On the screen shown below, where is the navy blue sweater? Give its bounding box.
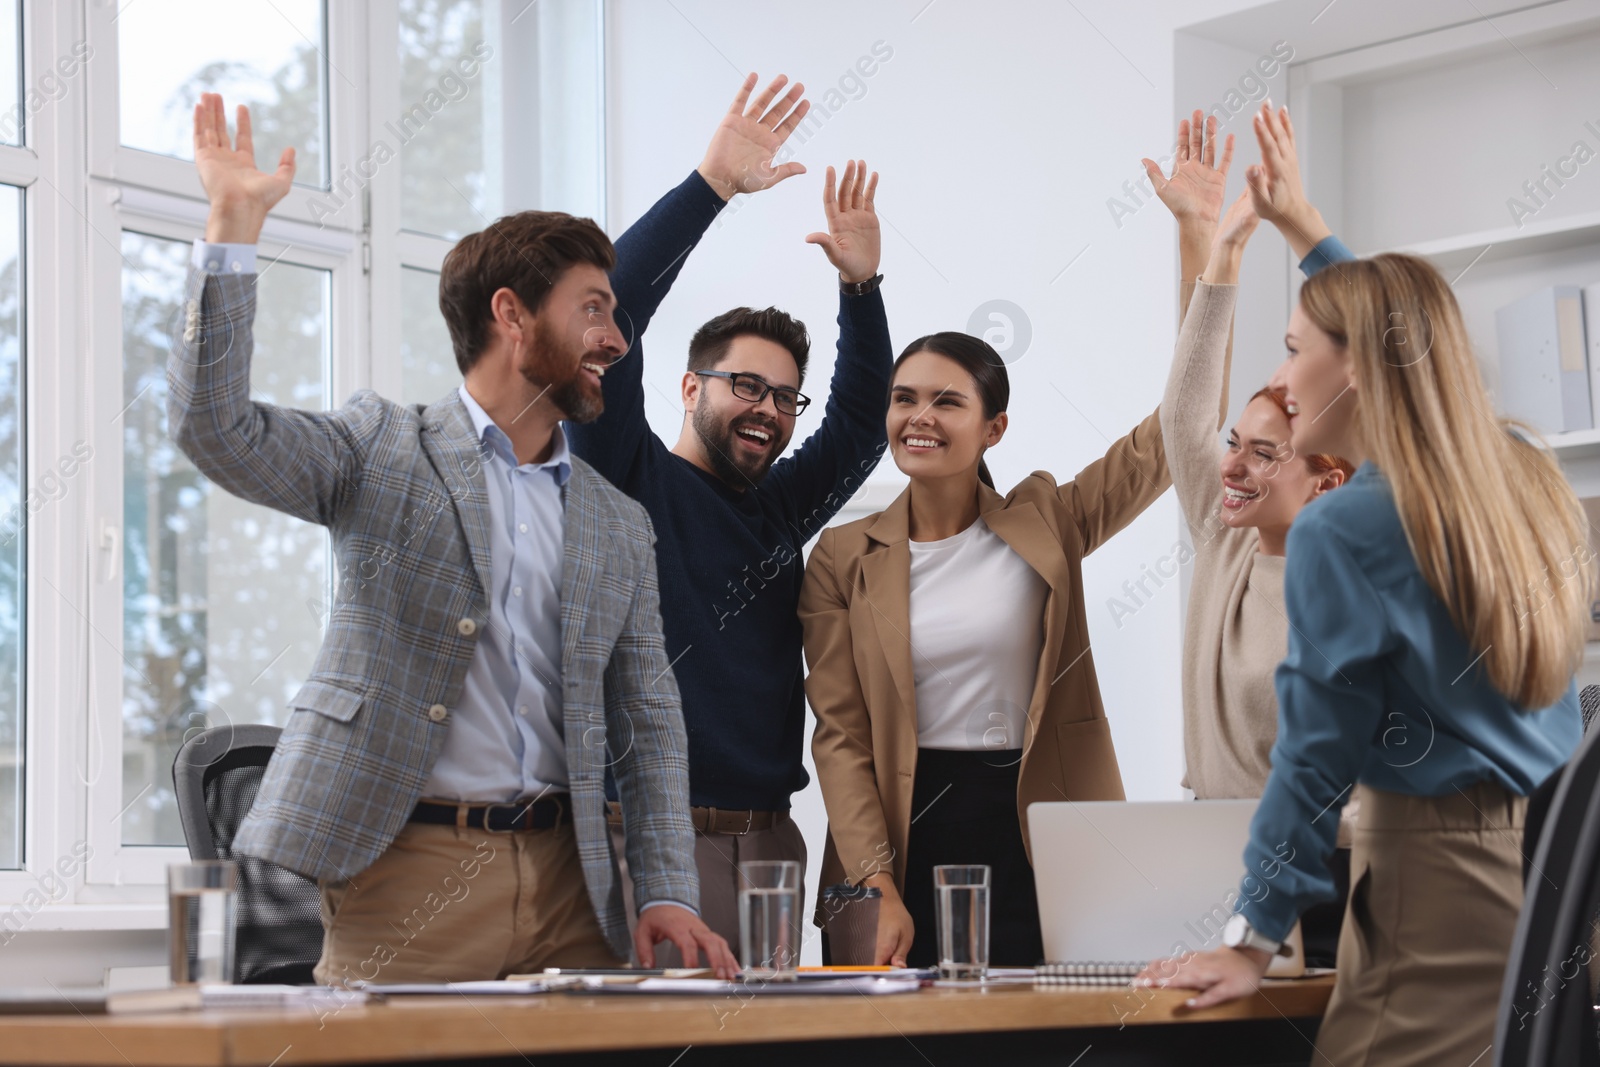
[568,171,894,810]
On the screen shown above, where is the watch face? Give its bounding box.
[1222,912,1247,947]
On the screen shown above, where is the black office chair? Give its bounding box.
[1497,692,1600,1066]
[172,724,324,985]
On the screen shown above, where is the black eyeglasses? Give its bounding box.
[694,370,811,416]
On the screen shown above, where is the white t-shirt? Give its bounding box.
[907,519,1048,751]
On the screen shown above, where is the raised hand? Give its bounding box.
[805,161,880,284]
[193,92,296,243]
[1245,101,1331,260]
[697,73,810,202]
[1203,189,1260,286]
[1142,110,1234,227]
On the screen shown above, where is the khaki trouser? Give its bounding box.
[609,815,806,968]
[1315,782,1527,1066]
[313,818,622,986]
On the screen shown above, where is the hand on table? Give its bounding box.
[806,160,881,284]
[1134,945,1271,1010]
[633,904,739,980]
[864,873,914,968]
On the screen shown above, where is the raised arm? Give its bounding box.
[1161,193,1259,533]
[170,94,377,527]
[1245,100,1354,275]
[765,161,892,535]
[576,74,812,483]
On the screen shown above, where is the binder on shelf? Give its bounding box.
[1586,282,1600,428]
[1496,286,1590,435]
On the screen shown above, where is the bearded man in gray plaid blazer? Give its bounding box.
[171,94,736,984]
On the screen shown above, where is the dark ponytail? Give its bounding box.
[890,331,1009,489]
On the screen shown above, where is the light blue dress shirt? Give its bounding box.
[1238,462,1579,940]
[422,385,572,801]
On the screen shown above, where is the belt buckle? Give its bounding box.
[732,809,754,836]
[483,801,529,833]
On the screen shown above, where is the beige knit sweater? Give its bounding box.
[1162,279,1355,844]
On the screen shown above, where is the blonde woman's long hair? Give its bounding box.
[1298,255,1594,710]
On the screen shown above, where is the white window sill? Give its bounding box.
[7,904,167,932]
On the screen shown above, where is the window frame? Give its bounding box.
[2,0,606,930]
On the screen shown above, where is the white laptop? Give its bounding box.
[1028,799,1304,977]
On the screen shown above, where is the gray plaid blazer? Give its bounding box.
[168,269,698,957]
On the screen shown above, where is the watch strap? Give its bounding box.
[839,273,883,297]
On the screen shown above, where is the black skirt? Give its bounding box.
[902,747,1044,968]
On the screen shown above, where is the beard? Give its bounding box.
[518,316,605,424]
[691,403,786,488]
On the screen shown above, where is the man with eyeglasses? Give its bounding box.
[567,73,891,959]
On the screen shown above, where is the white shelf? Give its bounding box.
[1548,429,1600,462]
[1373,210,1600,279]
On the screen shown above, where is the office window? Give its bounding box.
[0,0,16,147]
[118,232,331,846]
[0,185,21,868]
[398,0,491,238]
[400,267,457,407]
[117,0,329,188]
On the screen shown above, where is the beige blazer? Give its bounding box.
[799,410,1170,914]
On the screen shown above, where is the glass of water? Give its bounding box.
[738,859,801,979]
[934,864,990,980]
[168,860,238,986]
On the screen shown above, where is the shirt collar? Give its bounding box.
[457,385,572,486]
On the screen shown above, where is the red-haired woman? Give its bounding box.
[1147,107,1356,964]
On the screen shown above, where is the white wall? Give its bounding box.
[604,0,1275,962]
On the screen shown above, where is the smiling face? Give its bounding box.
[887,350,1005,481]
[515,262,625,424]
[683,334,800,488]
[1278,303,1359,459]
[1219,395,1335,534]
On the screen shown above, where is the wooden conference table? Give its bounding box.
[0,976,1332,1067]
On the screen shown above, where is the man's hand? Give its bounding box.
[806,161,880,285]
[1133,945,1271,1010]
[1142,110,1234,227]
[193,93,296,244]
[697,73,810,202]
[634,904,739,979]
[1245,101,1331,260]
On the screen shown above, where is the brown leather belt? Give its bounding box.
[604,801,786,835]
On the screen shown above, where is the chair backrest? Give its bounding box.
[1497,717,1600,1066]
[1581,685,1600,737]
[172,725,323,985]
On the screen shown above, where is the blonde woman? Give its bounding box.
[1142,104,1591,1066]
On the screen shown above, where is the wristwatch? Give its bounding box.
[839,273,883,297]
[1222,913,1293,957]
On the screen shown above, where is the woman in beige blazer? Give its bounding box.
[799,271,1234,965]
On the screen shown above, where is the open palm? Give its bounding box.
[193,93,296,242]
[1142,109,1234,226]
[806,161,880,284]
[697,73,810,200]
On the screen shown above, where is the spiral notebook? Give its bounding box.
[1035,962,1144,987]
